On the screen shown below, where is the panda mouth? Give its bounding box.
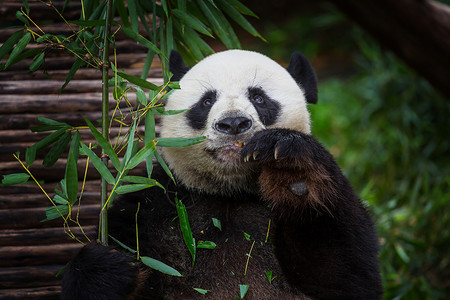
[205,141,245,166]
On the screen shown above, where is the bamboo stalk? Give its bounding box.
[99,0,114,246]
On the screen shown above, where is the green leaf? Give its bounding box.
[60,58,85,92]
[26,127,68,165]
[1,173,30,186]
[121,27,165,58]
[172,9,213,37]
[69,20,107,27]
[135,86,147,105]
[144,110,156,176]
[225,0,258,18]
[84,117,121,171]
[42,205,69,222]
[29,52,45,72]
[175,194,196,263]
[43,132,72,167]
[155,151,175,182]
[116,183,154,194]
[117,71,158,90]
[110,235,137,253]
[116,0,130,28]
[126,141,156,170]
[156,136,205,147]
[5,32,31,69]
[122,120,137,168]
[65,152,78,205]
[141,256,182,276]
[0,30,23,61]
[197,241,217,249]
[216,0,265,41]
[243,232,251,241]
[212,218,222,231]
[53,194,68,205]
[122,176,157,185]
[193,288,209,295]
[239,284,249,298]
[15,11,29,24]
[80,143,115,185]
[30,117,70,132]
[153,107,188,115]
[23,0,30,14]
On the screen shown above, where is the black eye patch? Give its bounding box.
[247,87,280,126]
[186,90,218,130]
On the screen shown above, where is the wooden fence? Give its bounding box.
[0,1,161,298]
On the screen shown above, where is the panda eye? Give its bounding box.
[253,94,265,104]
[203,98,212,106]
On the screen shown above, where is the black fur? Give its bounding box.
[286,52,318,104]
[169,50,190,82]
[186,90,217,130]
[247,87,281,126]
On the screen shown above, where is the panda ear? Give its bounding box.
[286,52,318,104]
[169,50,190,82]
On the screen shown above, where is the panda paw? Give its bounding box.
[242,128,314,164]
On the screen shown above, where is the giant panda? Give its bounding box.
[61,50,383,299]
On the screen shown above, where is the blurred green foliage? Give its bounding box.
[247,3,450,299]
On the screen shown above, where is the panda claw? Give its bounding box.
[274,147,280,160]
[253,151,259,160]
[244,153,252,162]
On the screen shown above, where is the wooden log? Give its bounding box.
[0,244,83,267]
[0,1,81,22]
[0,180,101,195]
[0,286,61,300]
[0,226,96,247]
[0,204,99,230]
[0,191,99,209]
[0,265,63,289]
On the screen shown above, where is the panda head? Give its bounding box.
[160,50,317,194]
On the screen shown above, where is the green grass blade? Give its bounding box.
[80,143,115,185]
[141,256,182,277]
[84,117,121,171]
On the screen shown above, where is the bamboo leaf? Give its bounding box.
[155,151,175,182]
[127,0,139,32]
[166,17,174,54]
[26,127,67,165]
[116,183,154,194]
[60,58,86,92]
[193,288,209,295]
[43,132,72,167]
[118,71,158,90]
[69,20,107,27]
[110,235,137,253]
[122,176,157,185]
[23,0,30,14]
[175,195,196,263]
[122,120,137,168]
[1,173,30,186]
[80,143,115,185]
[156,136,205,147]
[0,30,23,61]
[212,218,222,231]
[144,110,155,176]
[125,141,156,170]
[174,25,203,60]
[29,52,45,72]
[53,194,68,205]
[135,86,147,105]
[65,152,78,204]
[30,117,70,132]
[239,284,249,299]
[5,32,32,69]
[84,117,121,171]
[216,0,265,41]
[141,256,182,277]
[121,27,165,58]
[116,0,130,28]
[172,9,213,37]
[153,107,187,115]
[197,241,216,249]
[225,0,258,18]
[42,205,69,222]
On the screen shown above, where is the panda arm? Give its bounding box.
[242,128,383,299]
[61,191,163,299]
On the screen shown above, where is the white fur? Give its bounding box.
[160,50,311,194]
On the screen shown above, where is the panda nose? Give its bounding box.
[215,117,252,135]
